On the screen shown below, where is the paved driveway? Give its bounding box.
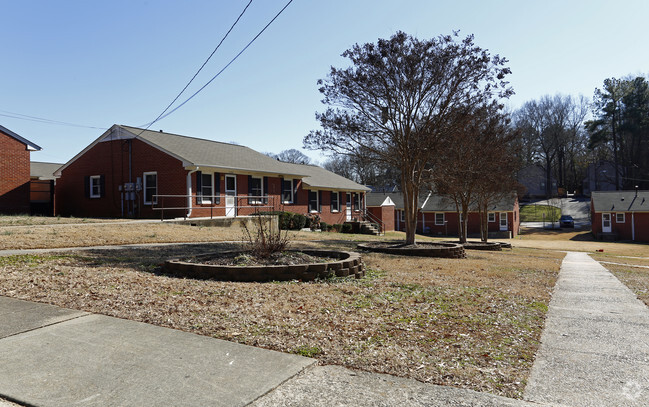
[521,197,591,229]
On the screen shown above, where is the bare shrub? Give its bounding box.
[241,215,290,259]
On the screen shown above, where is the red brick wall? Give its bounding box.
[0,132,31,213]
[393,209,518,238]
[367,205,395,232]
[592,210,649,242]
[56,138,187,218]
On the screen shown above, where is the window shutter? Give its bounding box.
[318,190,323,213]
[84,176,90,198]
[263,176,269,204]
[196,171,203,205]
[99,175,105,198]
[214,172,220,204]
[248,175,253,205]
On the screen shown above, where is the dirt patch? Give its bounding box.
[0,242,562,399]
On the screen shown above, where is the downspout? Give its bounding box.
[186,167,199,218]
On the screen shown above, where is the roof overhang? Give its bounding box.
[0,124,42,151]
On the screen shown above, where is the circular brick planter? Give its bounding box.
[357,242,465,258]
[164,249,364,282]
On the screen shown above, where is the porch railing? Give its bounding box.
[152,194,279,220]
[362,209,385,235]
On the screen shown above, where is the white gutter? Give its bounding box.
[186,167,199,217]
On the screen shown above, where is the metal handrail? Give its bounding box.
[362,209,385,235]
[151,194,278,220]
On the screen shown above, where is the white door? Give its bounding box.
[225,175,236,218]
[346,193,352,221]
[602,213,612,233]
[499,212,508,231]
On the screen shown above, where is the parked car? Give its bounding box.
[559,215,575,228]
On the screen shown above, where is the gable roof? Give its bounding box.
[368,191,517,212]
[56,125,307,178]
[54,125,368,191]
[30,161,63,180]
[591,190,649,212]
[0,125,42,151]
[366,192,428,210]
[280,162,369,192]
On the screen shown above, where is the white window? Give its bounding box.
[308,190,319,213]
[89,175,101,198]
[353,193,361,211]
[435,213,445,225]
[200,173,213,204]
[282,179,294,203]
[143,172,157,205]
[616,213,625,223]
[400,210,405,222]
[488,212,496,222]
[331,191,340,212]
[249,177,262,204]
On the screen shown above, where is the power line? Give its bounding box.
[0,110,106,130]
[140,0,294,127]
[139,0,254,131]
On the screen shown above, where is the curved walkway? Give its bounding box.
[524,251,649,406]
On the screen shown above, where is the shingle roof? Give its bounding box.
[30,162,63,180]
[120,126,307,177]
[366,192,427,210]
[0,125,42,151]
[280,162,369,192]
[591,190,649,212]
[368,191,517,212]
[56,125,368,191]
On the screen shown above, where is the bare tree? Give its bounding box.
[273,149,312,165]
[432,103,517,243]
[304,31,512,244]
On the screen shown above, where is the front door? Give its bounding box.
[602,213,612,233]
[346,193,352,221]
[499,212,508,231]
[225,175,236,218]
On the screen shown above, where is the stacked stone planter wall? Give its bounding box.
[164,250,364,282]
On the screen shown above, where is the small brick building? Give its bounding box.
[0,125,42,214]
[367,191,520,238]
[55,125,369,223]
[591,190,649,242]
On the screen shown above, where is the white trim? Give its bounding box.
[435,212,445,225]
[249,176,263,204]
[331,191,340,212]
[200,172,214,204]
[89,175,101,198]
[309,190,320,213]
[488,212,496,222]
[616,213,625,223]
[143,171,157,205]
[353,192,361,212]
[225,174,237,217]
[282,178,294,204]
[602,213,612,233]
[499,212,508,231]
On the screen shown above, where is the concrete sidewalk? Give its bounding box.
[0,296,545,406]
[524,251,649,406]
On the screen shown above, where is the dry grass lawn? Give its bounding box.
[0,227,562,399]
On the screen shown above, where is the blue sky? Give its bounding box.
[3,0,649,164]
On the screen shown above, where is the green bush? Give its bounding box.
[320,221,329,231]
[341,223,353,233]
[333,224,343,232]
[278,212,293,230]
[292,214,307,230]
